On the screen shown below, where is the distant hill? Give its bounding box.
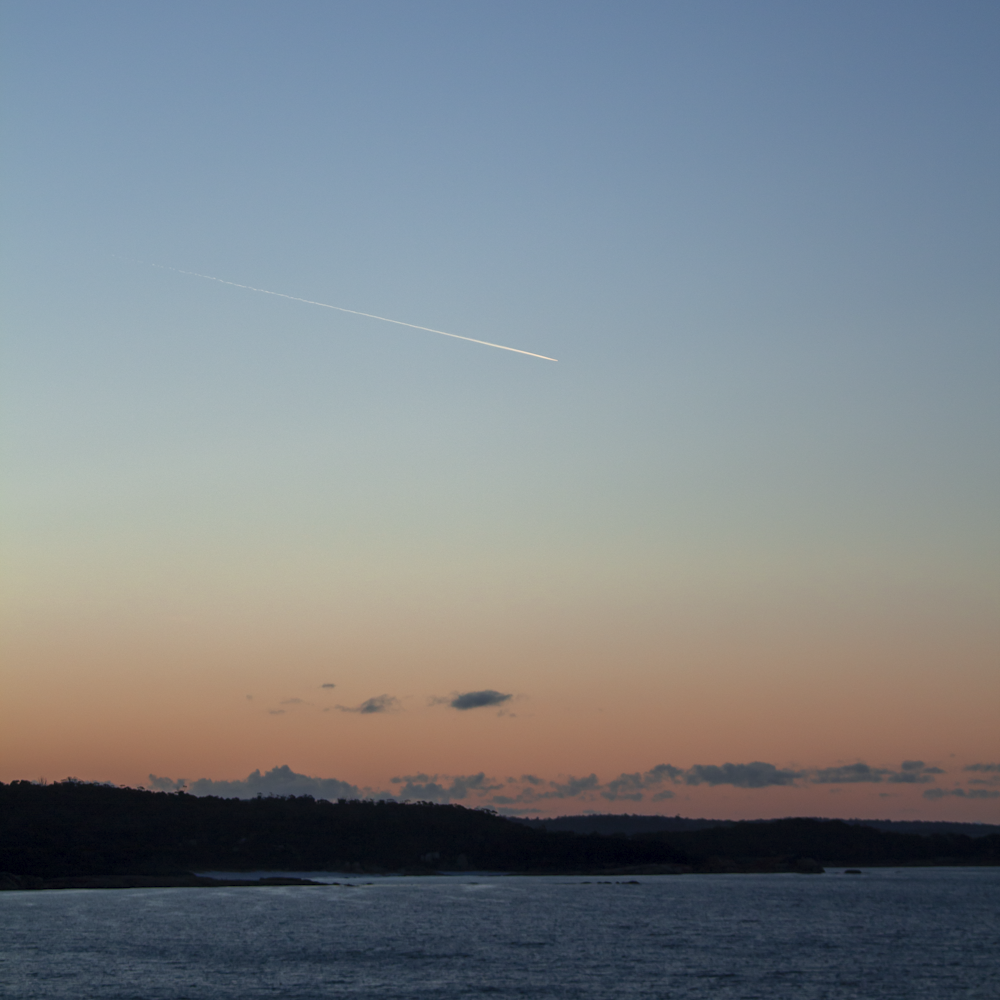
[0,781,689,879]
[515,815,735,836]
[1,782,997,884]
[515,814,1000,839]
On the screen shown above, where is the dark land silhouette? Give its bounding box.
[1,780,997,889]
[516,814,1000,838]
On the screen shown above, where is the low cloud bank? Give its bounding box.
[924,787,1000,800]
[685,762,801,788]
[390,772,503,803]
[149,765,378,801]
[812,761,943,785]
[143,756,988,810]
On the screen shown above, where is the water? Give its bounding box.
[1,868,997,998]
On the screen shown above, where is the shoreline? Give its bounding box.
[4,861,999,891]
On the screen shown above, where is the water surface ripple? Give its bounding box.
[1,868,997,998]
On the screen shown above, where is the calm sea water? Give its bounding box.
[1,868,997,999]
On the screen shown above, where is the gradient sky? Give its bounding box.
[2,1,998,821]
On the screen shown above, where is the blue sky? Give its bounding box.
[2,1,997,818]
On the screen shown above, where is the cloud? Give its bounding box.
[280,698,305,705]
[924,788,1000,800]
[600,773,645,802]
[146,755,958,815]
[886,761,943,784]
[390,772,503,803]
[148,765,380,801]
[547,774,601,798]
[646,764,685,783]
[336,694,400,714]
[148,774,186,792]
[964,763,1000,772]
[812,761,942,785]
[449,690,512,711]
[473,761,801,809]
[601,765,684,801]
[321,683,336,689]
[268,709,285,715]
[685,762,803,788]
[812,763,888,784]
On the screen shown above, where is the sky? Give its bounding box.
[1,1,997,821]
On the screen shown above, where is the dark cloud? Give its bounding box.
[336,694,400,714]
[887,761,943,784]
[685,762,802,788]
[321,683,336,689]
[964,763,1000,772]
[479,761,803,808]
[547,774,601,798]
[601,765,684,801]
[924,788,1000,800]
[148,774,186,792]
[390,772,502,803]
[150,765,378,801]
[449,690,512,711]
[812,763,888,784]
[647,764,684,783]
[600,773,644,802]
[812,761,942,785]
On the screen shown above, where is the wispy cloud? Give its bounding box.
[924,787,1000,800]
[321,683,336,689]
[335,694,400,714]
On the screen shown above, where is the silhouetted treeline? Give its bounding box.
[518,813,1000,839]
[0,781,687,878]
[1,782,997,880]
[517,815,736,836]
[633,817,1000,867]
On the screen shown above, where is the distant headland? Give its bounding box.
[1,781,997,889]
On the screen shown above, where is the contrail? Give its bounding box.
[143,262,557,361]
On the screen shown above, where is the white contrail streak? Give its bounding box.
[145,262,557,361]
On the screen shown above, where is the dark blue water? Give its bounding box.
[1,868,997,998]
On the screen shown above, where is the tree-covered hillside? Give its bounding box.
[2,781,997,882]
